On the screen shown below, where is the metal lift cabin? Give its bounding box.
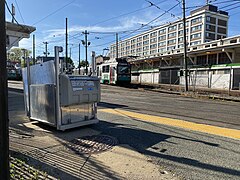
[22,46,100,130]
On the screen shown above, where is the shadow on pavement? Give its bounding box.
[91,120,240,177]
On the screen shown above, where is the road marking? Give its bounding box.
[99,108,240,140]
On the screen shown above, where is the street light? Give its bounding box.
[102,48,109,56]
[81,39,91,75]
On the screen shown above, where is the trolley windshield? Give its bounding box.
[117,65,130,74]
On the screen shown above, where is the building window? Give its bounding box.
[159,29,166,34]
[143,40,149,45]
[206,32,215,40]
[206,24,216,32]
[158,48,165,53]
[191,25,202,32]
[143,52,149,56]
[168,39,176,45]
[178,44,184,48]
[178,37,183,43]
[137,37,142,42]
[168,25,177,31]
[158,41,166,46]
[190,41,201,46]
[150,50,157,54]
[150,44,157,49]
[137,48,141,52]
[178,23,183,29]
[190,33,201,40]
[143,46,149,50]
[217,27,226,34]
[137,42,142,47]
[218,19,227,26]
[191,16,202,24]
[167,46,175,51]
[150,31,157,37]
[158,35,166,41]
[217,35,226,39]
[206,16,216,24]
[168,32,176,38]
[131,39,136,44]
[143,34,149,40]
[150,38,157,43]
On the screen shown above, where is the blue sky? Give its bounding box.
[5,0,240,66]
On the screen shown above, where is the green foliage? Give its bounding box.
[65,57,75,68]
[7,48,31,62]
[79,60,89,68]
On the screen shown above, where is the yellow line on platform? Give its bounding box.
[99,108,240,140]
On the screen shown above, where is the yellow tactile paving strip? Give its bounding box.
[99,108,240,140]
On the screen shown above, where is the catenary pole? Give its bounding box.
[33,34,35,64]
[116,33,118,59]
[65,18,68,71]
[79,43,81,75]
[182,0,188,91]
[43,41,48,57]
[0,0,10,179]
[83,30,89,75]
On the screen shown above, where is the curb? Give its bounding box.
[146,88,240,102]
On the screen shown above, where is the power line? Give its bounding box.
[120,2,180,40]
[224,4,240,10]
[14,0,25,24]
[145,0,181,19]
[68,0,168,42]
[91,2,180,48]
[32,0,76,25]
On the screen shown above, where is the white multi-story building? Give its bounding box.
[109,5,229,59]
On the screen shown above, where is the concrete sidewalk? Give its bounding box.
[10,122,176,179]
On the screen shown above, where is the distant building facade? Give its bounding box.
[109,5,228,59]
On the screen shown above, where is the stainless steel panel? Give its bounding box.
[61,103,95,125]
[22,61,56,114]
[30,84,56,126]
[60,75,101,106]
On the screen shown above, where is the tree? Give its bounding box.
[65,57,75,68]
[79,60,89,68]
[7,48,31,67]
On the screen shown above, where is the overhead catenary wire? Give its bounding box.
[67,0,169,42]
[120,2,180,40]
[90,2,180,48]
[14,0,25,24]
[224,4,240,10]
[32,0,76,25]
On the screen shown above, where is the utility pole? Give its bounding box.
[11,3,15,23]
[65,18,68,71]
[43,41,48,57]
[182,0,188,91]
[116,33,119,60]
[0,0,10,179]
[33,35,35,64]
[79,43,81,75]
[82,30,89,75]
